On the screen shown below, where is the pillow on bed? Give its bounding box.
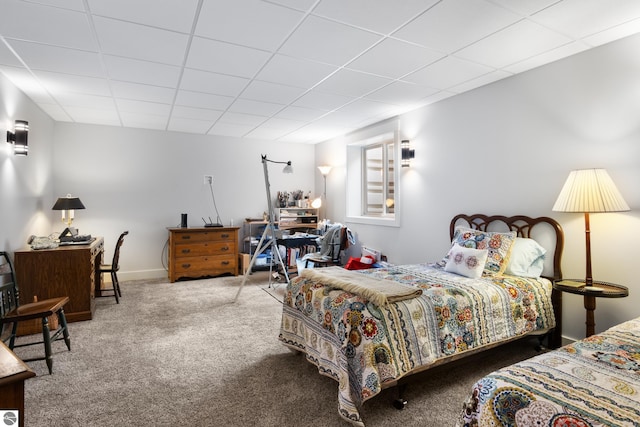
[444,244,488,279]
[445,227,516,275]
[504,237,546,277]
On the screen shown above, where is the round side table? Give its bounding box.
[553,279,628,337]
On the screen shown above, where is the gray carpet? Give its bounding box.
[17,272,542,426]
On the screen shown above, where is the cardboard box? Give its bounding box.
[239,253,250,275]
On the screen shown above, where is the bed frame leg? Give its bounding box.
[392,383,408,410]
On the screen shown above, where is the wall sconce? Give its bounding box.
[6,120,29,156]
[401,140,414,167]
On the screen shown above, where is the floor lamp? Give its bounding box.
[552,168,630,288]
[318,165,332,220]
[235,155,293,302]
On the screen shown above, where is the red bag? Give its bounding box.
[344,255,376,270]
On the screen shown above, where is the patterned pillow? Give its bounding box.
[445,227,516,275]
[444,244,488,279]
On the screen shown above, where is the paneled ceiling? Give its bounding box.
[1,0,640,144]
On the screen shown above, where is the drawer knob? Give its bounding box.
[181,263,191,269]
[222,261,229,265]
[181,249,191,254]
[181,235,191,240]
[221,246,229,251]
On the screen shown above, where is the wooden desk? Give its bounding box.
[0,341,35,427]
[14,238,104,334]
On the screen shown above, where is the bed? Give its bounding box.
[459,317,640,426]
[278,214,564,426]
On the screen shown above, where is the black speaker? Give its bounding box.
[181,213,188,228]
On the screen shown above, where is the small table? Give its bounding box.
[553,279,628,337]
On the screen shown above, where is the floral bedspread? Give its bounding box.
[278,263,555,426]
[459,317,640,427]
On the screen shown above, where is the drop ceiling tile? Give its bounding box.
[455,20,574,69]
[393,0,521,53]
[7,41,104,77]
[104,55,181,87]
[292,90,353,111]
[171,106,223,121]
[116,99,171,115]
[583,17,640,47]
[195,0,304,51]
[346,38,445,79]
[30,0,85,12]
[35,71,110,97]
[87,0,200,33]
[64,105,121,126]
[279,15,382,66]
[54,92,115,109]
[532,0,640,39]
[93,17,189,65]
[265,0,317,12]
[110,81,176,104]
[365,81,439,104]
[313,68,393,98]
[119,112,169,130]
[241,80,306,104]
[260,116,306,132]
[37,103,73,121]
[228,98,284,116]
[0,43,23,67]
[334,98,400,124]
[404,56,493,90]
[245,126,290,141]
[167,117,215,134]
[180,68,249,97]
[256,54,338,88]
[0,0,97,50]
[312,0,437,34]
[186,37,271,78]
[488,0,560,16]
[208,122,254,138]
[504,41,589,74]
[449,69,513,94]
[219,112,266,127]
[0,67,56,103]
[175,90,234,111]
[275,105,327,122]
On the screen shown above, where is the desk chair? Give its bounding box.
[304,226,348,268]
[0,251,71,375]
[99,231,128,304]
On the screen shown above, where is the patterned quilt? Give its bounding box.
[459,317,640,427]
[278,263,555,426]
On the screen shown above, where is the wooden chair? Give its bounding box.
[0,251,71,375]
[305,226,348,268]
[99,231,128,304]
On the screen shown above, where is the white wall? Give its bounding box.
[317,34,640,342]
[0,73,55,253]
[51,123,316,279]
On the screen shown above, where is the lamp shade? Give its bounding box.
[52,195,86,211]
[552,169,629,213]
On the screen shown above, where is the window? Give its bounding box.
[346,119,400,227]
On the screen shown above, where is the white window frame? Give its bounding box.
[345,119,401,227]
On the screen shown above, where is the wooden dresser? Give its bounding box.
[168,227,239,282]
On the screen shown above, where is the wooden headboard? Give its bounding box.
[449,214,564,282]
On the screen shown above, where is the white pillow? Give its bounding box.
[444,244,489,279]
[504,237,546,278]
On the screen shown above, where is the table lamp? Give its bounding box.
[552,169,629,287]
[52,194,85,236]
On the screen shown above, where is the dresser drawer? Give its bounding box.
[173,230,235,243]
[174,254,236,273]
[174,241,236,257]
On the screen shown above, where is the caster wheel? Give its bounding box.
[393,399,407,410]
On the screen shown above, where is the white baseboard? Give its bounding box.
[101,269,167,283]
